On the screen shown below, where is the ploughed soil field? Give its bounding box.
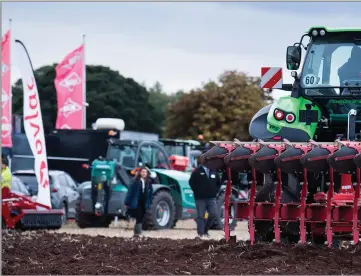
[3,230,361,275]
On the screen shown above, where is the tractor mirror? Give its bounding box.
[286,46,301,70]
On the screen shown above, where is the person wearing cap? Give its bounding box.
[189,144,222,239]
[2,155,12,197]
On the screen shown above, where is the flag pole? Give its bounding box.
[8,18,13,169]
[82,34,86,129]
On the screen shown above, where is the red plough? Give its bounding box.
[200,139,361,247]
[2,187,63,230]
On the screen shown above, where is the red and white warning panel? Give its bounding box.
[261,67,283,89]
[238,190,249,201]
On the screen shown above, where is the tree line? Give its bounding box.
[11,64,272,141]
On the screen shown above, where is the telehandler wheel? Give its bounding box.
[75,196,112,228]
[75,194,93,228]
[254,173,300,244]
[143,190,176,230]
[91,217,112,228]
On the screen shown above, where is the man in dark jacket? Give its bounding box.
[189,158,222,238]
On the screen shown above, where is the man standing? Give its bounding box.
[189,153,222,238]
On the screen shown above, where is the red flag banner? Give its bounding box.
[54,45,85,129]
[2,30,12,147]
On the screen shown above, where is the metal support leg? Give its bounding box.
[274,168,282,243]
[300,168,308,244]
[249,168,257,245]
[326,167,334,248]
[224,168,232,242]
[353,168,360,245]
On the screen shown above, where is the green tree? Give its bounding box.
[164,71,273,141]
[12,65,159,133]
[148,82,184,136]
[164,88,205,139]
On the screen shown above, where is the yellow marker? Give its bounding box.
[97,183,102,190]
[204,212,209,219]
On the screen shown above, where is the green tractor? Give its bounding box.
[75,119,199,229]
[75,137,199,229]
[201,27,361,245]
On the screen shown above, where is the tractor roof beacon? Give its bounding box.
[200,27,361,247]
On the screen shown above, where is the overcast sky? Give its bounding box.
[2,2,361,98]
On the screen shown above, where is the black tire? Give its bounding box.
[210,193,237,231]
[254,173,300,243]
[172,219,178,228]
[92,217,112,228]
[75,193,94,228]
[75,193,112,228]
[143,190,176,230]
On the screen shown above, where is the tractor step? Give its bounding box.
[21,209,63,230]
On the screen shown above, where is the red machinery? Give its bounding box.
[201,139,361,248]
[169,155,189,172]
[2,187,63,230]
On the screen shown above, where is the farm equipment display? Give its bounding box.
[2,187,63,230]
[200,26,361,247]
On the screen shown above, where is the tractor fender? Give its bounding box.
[152,184,171,194]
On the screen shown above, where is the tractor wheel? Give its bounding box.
[91,217,112,228]
[75,194,93,228]
[172,219,178,229]
[254,173,301,243]
[143,190,176,230]
[210,193,237,231]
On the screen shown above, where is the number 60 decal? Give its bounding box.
[303,74,316,86]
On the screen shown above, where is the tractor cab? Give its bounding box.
[287,27,361,141]
[252,27,361,143]
[106,139,171,174]
[287,27,361,97]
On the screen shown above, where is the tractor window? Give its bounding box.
[301,41,361,95]
[139,145,170,170]
[107,145,137,169]
[153,147,170,170]
[164,145,184,156]
[139,145,153,167]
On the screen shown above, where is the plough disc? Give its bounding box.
[224,144,254,173]
[248,145,279,174]
[328,143,359,174]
